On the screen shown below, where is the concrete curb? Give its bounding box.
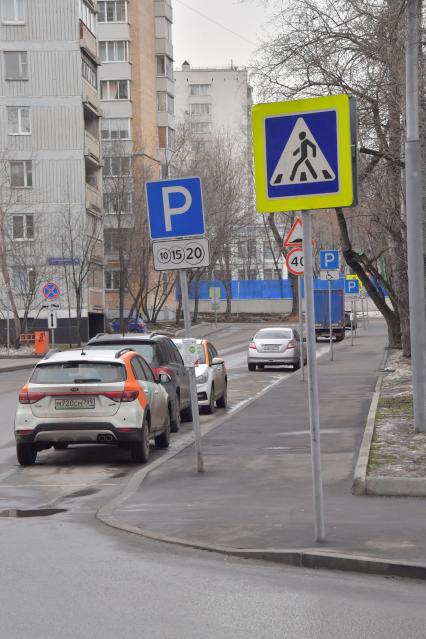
[351,349,388,496]
[0,363,36,374]
[365,476,426,496]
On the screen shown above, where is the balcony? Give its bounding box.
[84,130,100,163]
[80,21,98,62]
[154,0,173,21]
[86,183,102,212]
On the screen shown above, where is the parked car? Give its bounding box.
[85,333,191,432]
[173,338,227,414]
[15,348,172,466]
[247,327,306,371]
[110,317,145,333]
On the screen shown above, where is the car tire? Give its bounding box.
[130,415,150,464]
[155,407,171,449]
[53,443,68,450]
[16,443,37,466]
[216,382,227,408]
[181,403,193,422]
[248,363,256,371]
[292,361,300,371]
[170,394,181,433]
[205,385,215,414]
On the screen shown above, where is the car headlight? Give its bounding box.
[196,372,209,385]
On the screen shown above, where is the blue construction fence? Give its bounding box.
[178,278,388,300]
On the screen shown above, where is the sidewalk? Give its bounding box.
[105,321,426,576]
[0,358,37,373]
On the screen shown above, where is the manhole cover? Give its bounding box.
[0,508,67,518]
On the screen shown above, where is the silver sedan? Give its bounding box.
[247,327,306,371]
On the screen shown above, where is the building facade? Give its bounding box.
[0,0,104,341]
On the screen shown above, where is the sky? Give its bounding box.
[172,0,273,69]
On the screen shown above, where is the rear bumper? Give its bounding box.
[15,422,142,446]
[247,355,298,365]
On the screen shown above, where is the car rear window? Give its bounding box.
[30,362,126,384]
[87,342,157,365]
[255,329,292,340]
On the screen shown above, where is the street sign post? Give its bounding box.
[286,247,304,276]
[42,282,60,347]
[284,218,303,247]
[146,177,208,473]
[298,277,305,381]
[319,270,340,281]
[252,94,357,213]
[320,250,340,361]
[319,250,340,271]
[42,281,60,301]
[344,278,360,297]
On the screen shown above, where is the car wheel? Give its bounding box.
[248,363,256,371]
[216,382,227,408]
[292,361,300,371]
[130,414,150,464]
[53,443,68,450]
[205,385,215,414]
[181,403,193,422]
[171,394,181,433]
[16,444,37,466]
[155,406,171,449]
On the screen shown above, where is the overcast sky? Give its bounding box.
[172,0,272,69]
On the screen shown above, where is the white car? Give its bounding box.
[173,338,227,413]
[247,327,306,371]
[15,348,172,466]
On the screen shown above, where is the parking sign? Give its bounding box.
[146,177,205,240]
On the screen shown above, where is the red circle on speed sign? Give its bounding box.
[286,247,304,276]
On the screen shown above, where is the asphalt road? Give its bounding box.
[1,323,424,638]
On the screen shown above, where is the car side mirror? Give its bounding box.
[158,372,171,384]
[211,357,224,366]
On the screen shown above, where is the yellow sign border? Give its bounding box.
[252,95,354,213]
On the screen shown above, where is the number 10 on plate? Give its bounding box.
[152,237,210,271]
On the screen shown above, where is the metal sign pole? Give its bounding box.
[6,307,10,357]
[361,295,366,329]
[351,300,354,346]
[298,276,304,381]
[301,210,326,542]
[328,280,334,361]
[179,269,204,473]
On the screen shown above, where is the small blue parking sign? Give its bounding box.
[320,250,340,270]
[345,279,360,295]
[146,177,205,240]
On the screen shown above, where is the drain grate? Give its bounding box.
[0,508,67,518]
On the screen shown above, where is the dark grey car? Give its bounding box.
[85,333,191,431]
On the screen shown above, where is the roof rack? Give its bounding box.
[115,347,135,358]
[43,349,62,360]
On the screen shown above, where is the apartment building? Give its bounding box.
[0,0,104,341]
[173,62,278,281]
[98,0,175,320]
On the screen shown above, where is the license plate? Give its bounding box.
[263,344,280,351]
[55,398,95,410]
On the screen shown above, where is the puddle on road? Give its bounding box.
[0,508,67,518]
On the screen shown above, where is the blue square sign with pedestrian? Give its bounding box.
[146,177,205,240]
[265,110,339,199]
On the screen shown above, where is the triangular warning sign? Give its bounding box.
[283,218,303,247]
[270,117,336,186]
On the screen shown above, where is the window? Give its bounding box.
[104,228,128,253]
[99,40,128,62]
[105,270,121,290]
[157,92,174,114]
[4,51,28,79]
[155,17,172,41]
[2,0,25,23]
[13,214,34,240]
[103,191,132,213]
[10,160,32,187]
[7,107,30,135]
[263,240,274,260]
[190,84,210,97]
[98,1,127,22]
[100,79,130,101]
[104,156,131,177]
[12,265,36,292]
[190,103,210,116]
[131,357,146,381]
[263,268,280,280]
[101,118,131,140]
[79,0,96,33]
[158,126,175,150]
[82,53,97,88]
[31,362,126,384]
[190,121,211,135]
[156,55,173,80]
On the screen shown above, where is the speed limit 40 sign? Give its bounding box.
[153,237,210,271]
[286,246,304,275]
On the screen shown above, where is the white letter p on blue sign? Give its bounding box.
[146,177,205,240]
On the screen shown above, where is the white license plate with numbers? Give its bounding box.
[55,398,95,410]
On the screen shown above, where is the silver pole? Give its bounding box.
[179,270,204,472]
[361,295,366,329]
[328,280,334,361]
[301,210,326,542]
[298,276,304,380]
[351,300,354,347]
[6,307,10,357]
[406,0,426,432]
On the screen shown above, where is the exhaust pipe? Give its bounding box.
[97,434,106,442]
[104,434,113,442]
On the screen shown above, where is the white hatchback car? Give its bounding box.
[15,348,172,466]
[173,338,227,413]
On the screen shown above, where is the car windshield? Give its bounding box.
[255,329,292,340]
[175,342,206,364]
[86,342,156,365]
[30,362,126,384]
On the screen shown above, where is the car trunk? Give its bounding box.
[27,382,125,419]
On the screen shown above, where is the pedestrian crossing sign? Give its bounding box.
[252,94,357,213]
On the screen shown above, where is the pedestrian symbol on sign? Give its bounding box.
[270,118,336,186]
